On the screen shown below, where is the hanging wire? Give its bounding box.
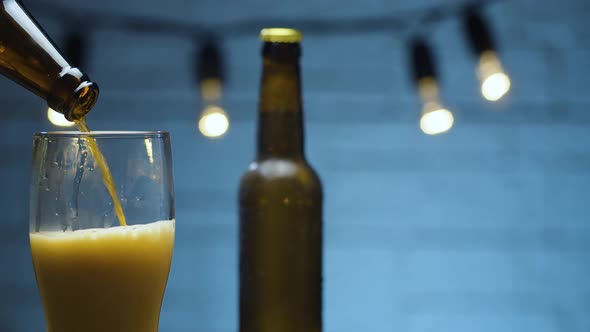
[27,0,506,134]
[29,0,502,39]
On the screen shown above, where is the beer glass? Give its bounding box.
[29,131,175,332]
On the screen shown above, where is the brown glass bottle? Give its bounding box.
[239,28,323,332]
[0,0,98,120]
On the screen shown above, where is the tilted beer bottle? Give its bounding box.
[0,0,98,120]
[239,28,323,332]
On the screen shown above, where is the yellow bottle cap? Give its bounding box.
[260,28,303,43]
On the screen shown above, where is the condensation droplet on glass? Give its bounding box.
[103,212,113,228]
[68,207,79,231]
[39,177,50,191]
[72,140,87,223]
[68,207,78,218]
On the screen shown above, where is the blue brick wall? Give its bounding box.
[0,0,589,331]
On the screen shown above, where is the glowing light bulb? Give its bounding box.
[420,103,454,135]
[478,51,511,102]
[199,105,229,138]
[47,108,74,127]
[481,72,511,101]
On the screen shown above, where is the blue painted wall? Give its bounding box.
[0,0,589,331]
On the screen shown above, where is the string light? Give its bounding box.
[478,51,511,101]
[196,38,229,138]
[31,1,506,134]
[32,0,500,40]
[463,6,511,102]
[410,39,455,135]
[418,80,454,135]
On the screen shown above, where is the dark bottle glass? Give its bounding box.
[239,28,323,332]
[0,0,98,120]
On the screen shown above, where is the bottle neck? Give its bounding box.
[0,0,98,120]
[257,42,304,159]
[47,69,99,121]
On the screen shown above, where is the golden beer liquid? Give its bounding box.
[30,219,175,332]
[75,118,127,226]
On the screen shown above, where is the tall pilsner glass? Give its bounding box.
[29,131,175,332]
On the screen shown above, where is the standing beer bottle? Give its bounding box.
[0,0,98,120]
[239,28,323,332]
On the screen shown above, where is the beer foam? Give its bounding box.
[30,219,175,240]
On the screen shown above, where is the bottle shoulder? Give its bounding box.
[239,158,322,196]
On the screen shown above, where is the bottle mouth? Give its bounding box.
[260,28,303,43]
[65,81,99,121]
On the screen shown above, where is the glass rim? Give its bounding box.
[34,131,169,139]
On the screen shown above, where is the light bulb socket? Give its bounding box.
[196,37,225,84]
[409,37,438,85]
[462,6,496,56]
[64,31,86,68]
